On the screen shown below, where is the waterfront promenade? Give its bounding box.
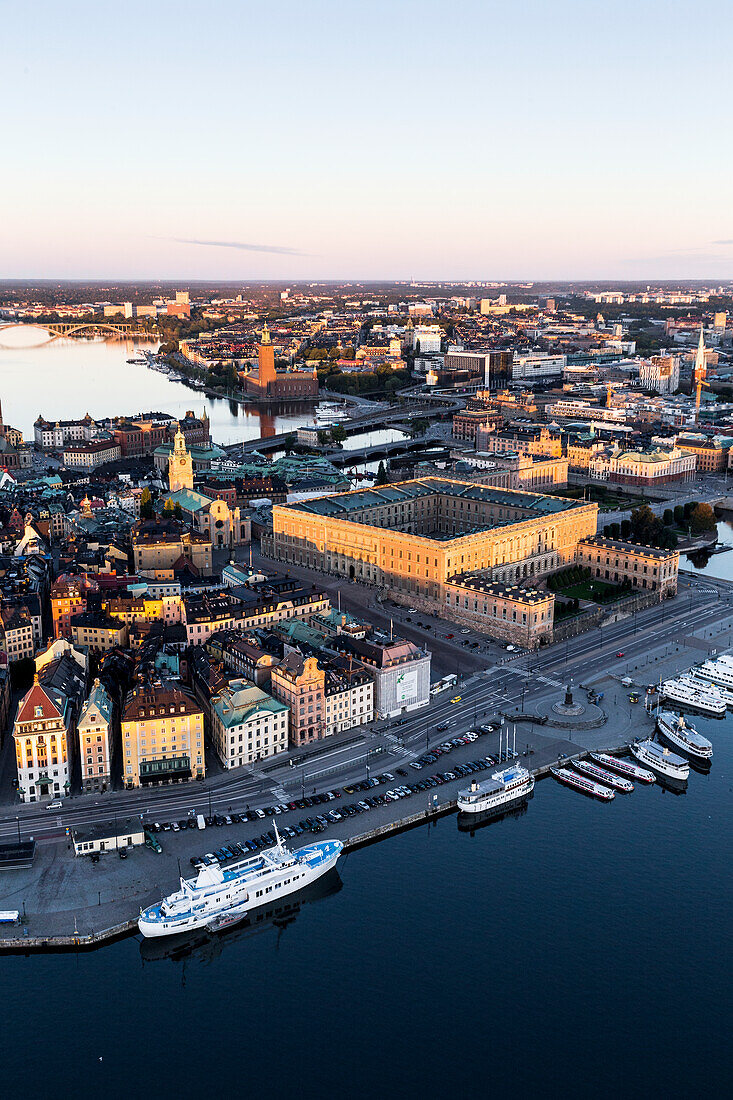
[1,602,729,949]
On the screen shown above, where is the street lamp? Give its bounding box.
[16,816,20,844]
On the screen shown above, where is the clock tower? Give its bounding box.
[169,428,193,492]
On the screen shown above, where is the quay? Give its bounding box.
[1,586,731,953]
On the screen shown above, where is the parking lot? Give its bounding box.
[147,727,518,873]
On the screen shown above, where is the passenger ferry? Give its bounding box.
[138,825,343,939]
[693,659,733,691]
[656,710,713,762]
[589,752,655,783]
[630,739,689,782]
[572,758,634,792]
[456,763,535,814]
[660,677,726,717]
[686,672,733,708]
[549,766,615,800]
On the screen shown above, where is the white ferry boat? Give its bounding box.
[660,677,726,717]
[686,672,733,708]
[550,766,615,801]
[692,659,733,691]
[456,763,534,814]
[589,753,655,784]
[138,826,343,939]
[572,758,634,792]
[656,710,713,762]
[630,739,689,782]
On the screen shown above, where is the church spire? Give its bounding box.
[694,324,707,380]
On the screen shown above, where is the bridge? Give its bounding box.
[0,321,150,344]
[330,439,452,467]
[222,395,465,457]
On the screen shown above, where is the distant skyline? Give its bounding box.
[4,0,732,281]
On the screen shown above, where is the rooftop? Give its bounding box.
[579,535,678,560]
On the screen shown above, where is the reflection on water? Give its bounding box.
[456,798,531,835]
[139,870,343,966]
[683,518,733,582]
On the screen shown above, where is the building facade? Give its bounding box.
[576,536,679,597]
[77,678,114,793]
[209,679,289,768]
[121,682,205,788]
[13,675,74,802]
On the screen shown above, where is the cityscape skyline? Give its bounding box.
[4,0,732,281]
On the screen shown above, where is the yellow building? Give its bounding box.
[576,536,679,597]
[268,478,598,610]
[121,682,205,788]
[168,428,194,492]
[70,612,128,653]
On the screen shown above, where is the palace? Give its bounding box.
[266,477,598,641]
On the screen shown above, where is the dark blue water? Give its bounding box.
[3,721,731,1100]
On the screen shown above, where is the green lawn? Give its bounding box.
[557,579,627,603]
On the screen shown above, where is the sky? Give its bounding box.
[2,0,732,282]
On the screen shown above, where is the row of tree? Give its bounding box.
[601,501,716,548]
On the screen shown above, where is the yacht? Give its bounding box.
[630,739,689,782]
[660,677,726,717]
[572,758,634,792]
[138,825,343,939]
[456,763,534,814]
[692,659,733,691]
[550,766,615,800]
[656,710,713,762]
[589,752,655,784]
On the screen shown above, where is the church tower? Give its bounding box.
[169,428,193,492]
[257,323,276,393]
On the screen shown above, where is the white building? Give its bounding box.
[13,676,74,802]
[639,355,680,394]
[413,325,443,353]
[209,679,289,768]
[511,353,567,383]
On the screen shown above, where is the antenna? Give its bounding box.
[273,818,283,852]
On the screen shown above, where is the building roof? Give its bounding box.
[15,680,63,724]
[78,679,113,727]
[211,679,287,728]
[579,535,677,560]
[446,575,554,602]
[279,476,586,521]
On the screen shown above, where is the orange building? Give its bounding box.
[51,574,100,639]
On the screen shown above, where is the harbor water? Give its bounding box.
[2,719,729,1098]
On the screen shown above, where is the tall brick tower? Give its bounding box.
[257,323,276,393]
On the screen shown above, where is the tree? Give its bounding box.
[663,508,674,526]
[674,504,684,525]
[609,522,620,539]
[330,424,348,444]
[689,502,716,534]
[163,497,175,514]
[174,502,183,520]
[375,460,389,486]
[620,519,632,538]
[284,433,296,455]
[139,487,153,519]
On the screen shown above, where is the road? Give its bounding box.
[2,569,730,845]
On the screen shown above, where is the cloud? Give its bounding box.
[711,239,733,246]
[166,236,310,256]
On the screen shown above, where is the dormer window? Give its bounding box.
[34,706,43,718]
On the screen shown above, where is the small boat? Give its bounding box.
[572,758,634,792]
[656,709,713,762]
[630,739,689,782]
[589,752,655,784]
[550,765,615,801]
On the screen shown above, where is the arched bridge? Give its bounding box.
[0,321,150,343]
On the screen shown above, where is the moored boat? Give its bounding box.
[656,709,713,762]
[589,752,655,783]
[660,677,726,717]
[630,739,689,782]
[693,659,733,691]
[550,765,615,800]
[138,824,343,939]
[572,758,634,792]
[456,763,535,814]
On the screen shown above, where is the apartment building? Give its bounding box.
[576,536,679,597]
[77,678,114,793]
[210,678,289,768]
[270,653,326,746]
[121,682,205,788]
[13,674,75,802]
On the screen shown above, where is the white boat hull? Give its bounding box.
[630,741,689,782]
[139,846,341,939]
[457,775,534,814]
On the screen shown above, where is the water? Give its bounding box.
[683,518,733,583]
[2,728,729,1099]
[0,327,408,451]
